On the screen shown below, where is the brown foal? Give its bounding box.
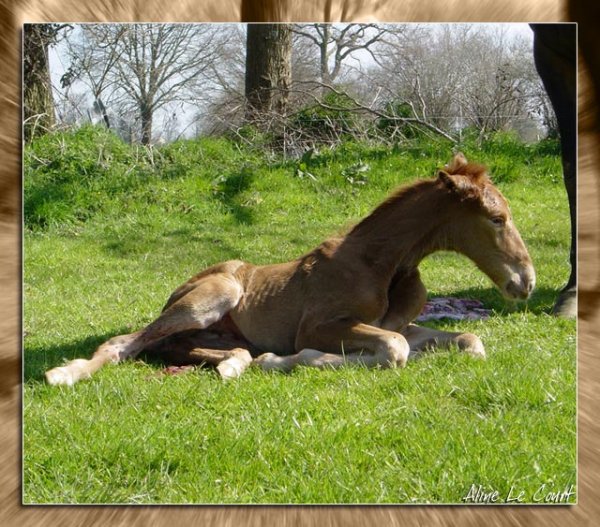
[45,153,535,385]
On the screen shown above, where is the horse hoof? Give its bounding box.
[253,353,294,372]
[216,361,242,380]
[552,287,577,318]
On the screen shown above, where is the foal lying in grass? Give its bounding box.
[45,153,535,385]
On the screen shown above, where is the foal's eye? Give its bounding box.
[491,216,506,226]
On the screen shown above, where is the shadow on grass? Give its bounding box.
[101,226,243,262]
[436,285,563,316]
[211,167,256,225]
[24,331,113,383]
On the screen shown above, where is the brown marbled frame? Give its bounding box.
[2,0,598,524]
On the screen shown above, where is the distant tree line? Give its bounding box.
[23,22,554,148]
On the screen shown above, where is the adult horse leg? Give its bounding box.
[45,272,244,385]
[570,1,600,317]
[532,24,577,318]
[254,320,409,372]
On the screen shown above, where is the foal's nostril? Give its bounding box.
[505,274,534,301]
[525,268,536,297]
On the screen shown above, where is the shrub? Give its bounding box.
[376,101,425,140]
[24,124,562,231]
[479,130,528,158]
[289,91,360,142]
[530,137,561,157]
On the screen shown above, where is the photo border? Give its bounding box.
[3,0,598,524]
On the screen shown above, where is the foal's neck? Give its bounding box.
[346,180,451,278]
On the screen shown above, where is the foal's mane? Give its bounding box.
[446,161,489,181]
[348,179,434,237]
[347,160,494,240]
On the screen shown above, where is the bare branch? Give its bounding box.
[291,80,457,143]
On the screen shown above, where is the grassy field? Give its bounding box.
[23,127,576,504]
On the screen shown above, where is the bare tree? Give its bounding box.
[54,91,88,126]
[293,23,392,86]
[203,26,318,134]
[245,24,292,120]
[60,25,128,130]
[366,25,464,134]
[455,27,539,136]
[367,25,545,139]
[23,24,70,141]
[197,26,247,134]
[174,22,546,149]
[118,24,224,144]
[63,24,224,144]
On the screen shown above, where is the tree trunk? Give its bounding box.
[244,24,292,121]
[140,103,153,145]
[319,24,331,85]
[23,24,55,142]
[93,97,111,129]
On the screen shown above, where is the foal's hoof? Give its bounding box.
[456,334,486,359]
[216,349,252,380]
[253,353,294,372]
[45,368,73,386]
[45,359,92,386]
[45,366,75,386]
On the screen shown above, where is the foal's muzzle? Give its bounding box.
[503,265,536,301]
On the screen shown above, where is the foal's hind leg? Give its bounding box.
[148,338,254,380]
[163,346,253,380]
[195,348,253,380]
[45,273,243,385]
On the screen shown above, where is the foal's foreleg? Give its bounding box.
[379,269,427,333]
[254,347,396,372]
[254,320,410,372]
[401,324,485,358]
[45,273,243,385]
[379,269,484,359]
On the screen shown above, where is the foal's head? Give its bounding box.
[438,153,535,301]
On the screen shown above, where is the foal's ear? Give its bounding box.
[446,152,468,174]
[438,170,481,200]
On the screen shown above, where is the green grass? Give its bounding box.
[23,128,575,504]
